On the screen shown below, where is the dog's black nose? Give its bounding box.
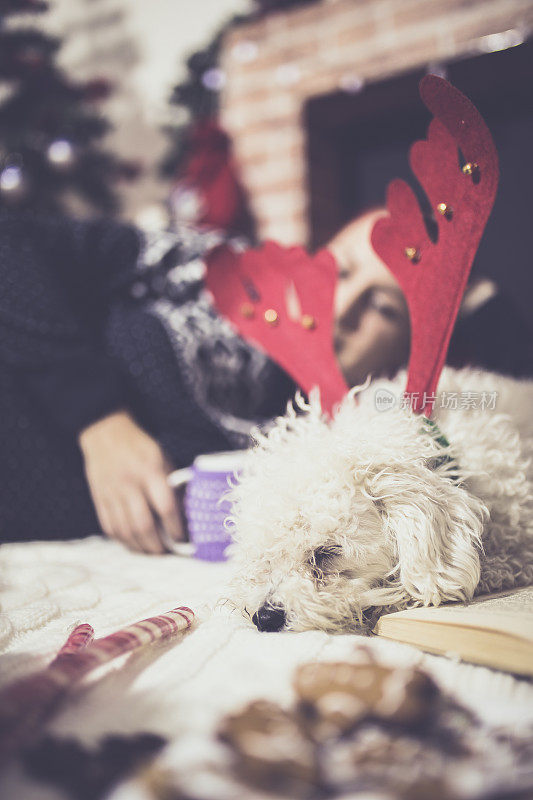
[252,604,286,632]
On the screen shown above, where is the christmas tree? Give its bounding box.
[161,1,319,181]
[0,0,138,214]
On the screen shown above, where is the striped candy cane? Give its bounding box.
[56,622,95,656]
[0,607,194,759]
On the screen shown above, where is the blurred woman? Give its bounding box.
[1,209,530,549]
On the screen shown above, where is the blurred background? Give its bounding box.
[1,0,532,316]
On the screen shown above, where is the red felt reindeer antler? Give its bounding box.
[206,241,348,414]
[371,75,499,416]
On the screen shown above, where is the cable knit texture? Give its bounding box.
[0,537,532,798]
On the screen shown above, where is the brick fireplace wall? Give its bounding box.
[219,0,532,245]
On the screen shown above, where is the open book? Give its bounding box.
[374,587,533,676]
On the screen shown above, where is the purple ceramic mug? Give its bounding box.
[164,451,246,561]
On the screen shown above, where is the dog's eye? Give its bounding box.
[309,543,342,578]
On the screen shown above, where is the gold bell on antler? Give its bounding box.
[404,247,421,264]
[437,202,453,219]
[264,308,279,326]
[462,162,478,176]
[240,302,255,319]
[301,314,316,331]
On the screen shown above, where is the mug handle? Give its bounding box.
[161,468,195,556]
[167,467,193,489]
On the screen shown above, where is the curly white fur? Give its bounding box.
[226,367,533,632]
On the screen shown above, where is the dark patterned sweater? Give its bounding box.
[0,212,294,540]
[0,212,294,449]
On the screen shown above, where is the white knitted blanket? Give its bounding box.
[1,537,532,799]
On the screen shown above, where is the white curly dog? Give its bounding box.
[227,367,533,632]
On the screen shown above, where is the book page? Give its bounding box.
[378,587,533,641]
[468,585,533,613]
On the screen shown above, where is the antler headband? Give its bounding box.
[371,75,499,415]
[206,76,498,417]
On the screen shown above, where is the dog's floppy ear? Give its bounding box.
[374,463,486,607]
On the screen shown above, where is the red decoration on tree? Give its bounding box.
[170,119,251,233]
[371,75,499,416]
[82,77,113,102]
[206,241,348,414]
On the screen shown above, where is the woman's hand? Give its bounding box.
[79,411,184,553]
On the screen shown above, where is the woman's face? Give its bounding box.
[328,209,410,387]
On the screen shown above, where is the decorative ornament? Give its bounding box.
[437,202,453,219]
[1,165,22,192]
[264,308,279,326]
[0,165,27,201]
[404,246,421,263]
[462,161,479,177]
[201,68,226,91]
[371,75,499,416]
[47,139,75,169]
[170,119,251,233]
